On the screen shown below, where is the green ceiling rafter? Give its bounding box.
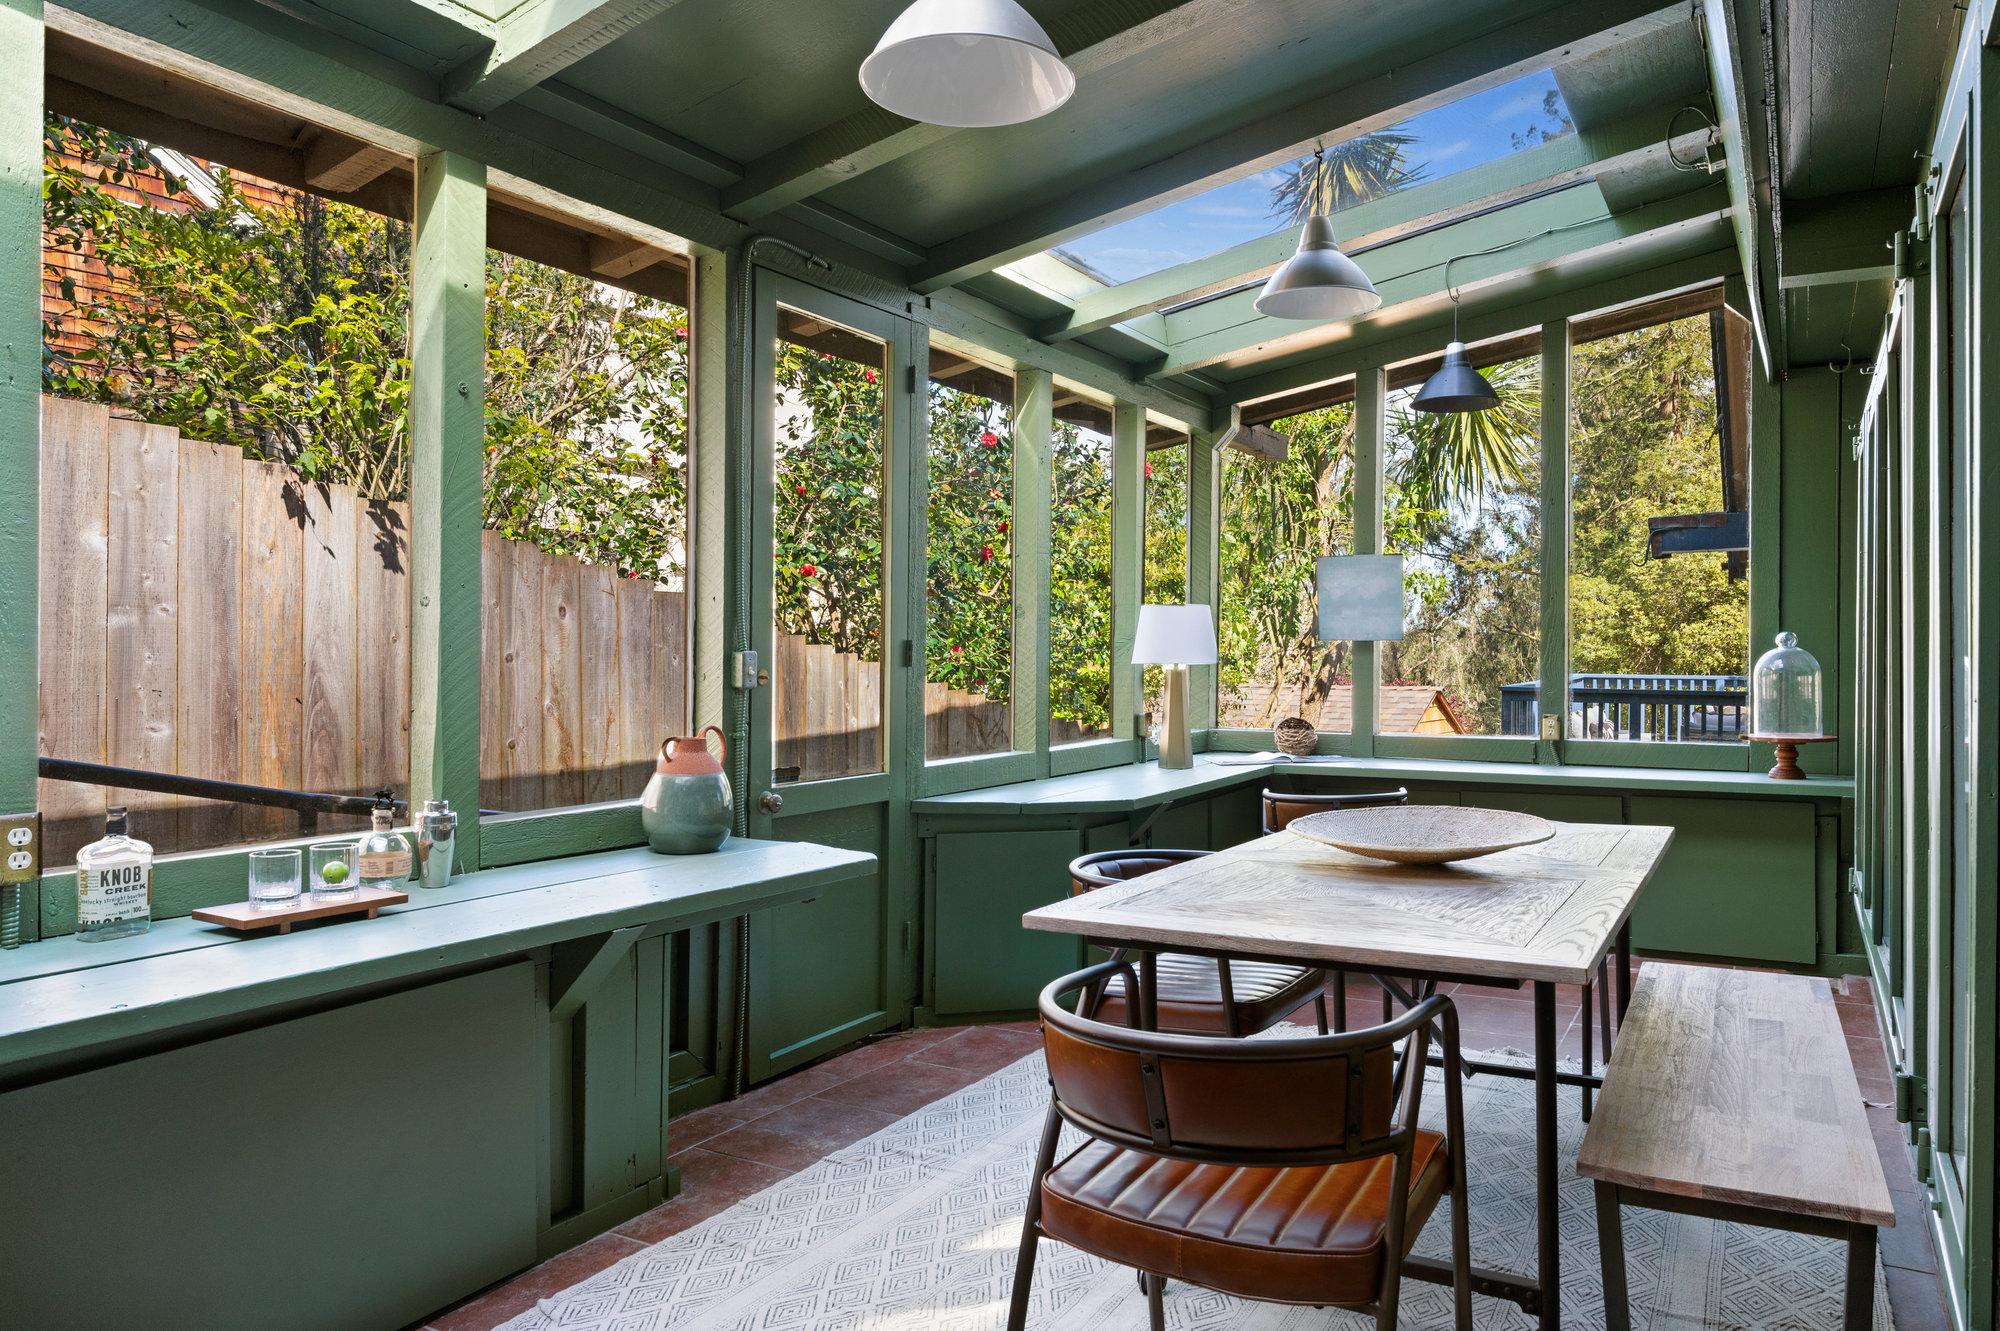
[907,0,1689,294]
[442,0,692,114]
[1151,183,1727,379]
[1219,246,1736,409]
[1697,0,1781,372]
[718,0,1248,223]
[1035,101,1718,343]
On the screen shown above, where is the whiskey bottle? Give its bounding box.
[75,806,153,942]
[356,793,413,889]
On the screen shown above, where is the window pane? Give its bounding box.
[1384,356,1541,736]
[478,242,690,811]
[1142,432,1189,722]
[1569,313,1750,742]
[925,352,1014,760]
[772,308,887,783]
[39,112,411,866]
[1050,405,1114,744]
[1217,410,1354,733]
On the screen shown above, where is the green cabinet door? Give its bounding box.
[1627,796,1818,963]
[933,828,1086,1017]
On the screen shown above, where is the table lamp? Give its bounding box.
[1132,604,1219,770]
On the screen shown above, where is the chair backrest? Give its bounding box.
[1038,963,1448,1168]
[1068,847,1211,897]
[1262,787,1409,835]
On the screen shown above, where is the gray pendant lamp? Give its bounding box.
[860,0,1076,128]
[1412,254,1499,413]
[1254,148,1381,321]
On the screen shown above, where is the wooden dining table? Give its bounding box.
[1021,818,1676,1331]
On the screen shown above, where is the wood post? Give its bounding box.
[409,150,487,866]
[1110,400,1144,741]
[1351,367,1385,755]
[1538,318,1571,761]
[690,249,731,738]
[1187,425,1222,732]
[1014,368,1053,767]
[0,0,41,820]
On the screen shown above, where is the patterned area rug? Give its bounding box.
[499,1042,1892,1331]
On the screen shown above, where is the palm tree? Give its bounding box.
[1268,129,1427,225]
[1390,357,1540,511]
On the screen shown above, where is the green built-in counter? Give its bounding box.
[914,755,1853,1022]
[0,838,875,1331]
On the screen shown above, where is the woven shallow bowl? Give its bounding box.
[1273,716,1318,756]
[1286,805,1556,865]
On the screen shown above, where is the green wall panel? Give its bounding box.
[1627,795,1817,963]
[1477,791,1624,823]
[0,964,540,1331]
[933,828,1084,1015]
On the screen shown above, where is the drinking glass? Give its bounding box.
[310,842,359,902]
[248,848,302,911]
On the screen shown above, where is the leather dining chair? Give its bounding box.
[1007,962,1473,1331]
[1260,788,1409,1030]
[1068,849,1328,1037]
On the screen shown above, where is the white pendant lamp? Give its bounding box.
[860,0,1076,128]
[1253,149,1381,321]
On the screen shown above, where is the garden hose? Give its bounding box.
[726,234,829,1098]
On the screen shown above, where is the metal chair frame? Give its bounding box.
[1007,962,1473,1331]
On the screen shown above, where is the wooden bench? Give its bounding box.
[1576,964,1895,1331]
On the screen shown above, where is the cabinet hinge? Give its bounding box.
[1895,1071,1920,1122]
[902,920,914,952]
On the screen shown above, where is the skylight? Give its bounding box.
[1051,71,1575,287]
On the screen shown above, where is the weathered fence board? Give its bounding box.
[37,399,110,855]
[105,417,180,837]
[240,459,305,843]
[175,437,243,849]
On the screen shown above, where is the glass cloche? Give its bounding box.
[1752,631,1823,737]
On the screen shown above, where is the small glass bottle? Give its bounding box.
[74,806,153,942]
[355,793,413,890]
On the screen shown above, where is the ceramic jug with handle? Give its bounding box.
[640,726,732,854]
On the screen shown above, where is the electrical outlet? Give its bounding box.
[0,812,38,884]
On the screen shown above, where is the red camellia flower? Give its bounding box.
[863,368,878,384]
[795,483,806,494]
[979,431,998,447]
[950,644,963,655]
[999,520,1008,533]
[981,545,993,562]
[674,327,688,340]
[1145,463,1154,478]
[800,563,818,577]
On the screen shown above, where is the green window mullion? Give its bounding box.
[1110,401,1144,741]
[1013,367,1053,769]
[1351,367,1386,756]
[1539,319,1571,758]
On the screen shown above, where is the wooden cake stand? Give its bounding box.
[1748,732,1837,780]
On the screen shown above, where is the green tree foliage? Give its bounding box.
[1049,423,1115,734]
[773,342,887,658]
[925,382,1013,699]
[43,115,413,498]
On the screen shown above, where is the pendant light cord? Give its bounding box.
[1440,214,1605,340]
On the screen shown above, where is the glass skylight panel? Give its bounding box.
[1052,71,1574,287]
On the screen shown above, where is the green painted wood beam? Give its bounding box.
[443,0,693,114]
[0,0,38,819]
[718,0,1246,222]
[1110,401,1145,740]
[1156,183,1725,379]
[690,249,731,734]
[1186,416,1226,731]
[409,151,488,867]
[1350,368,1385,755]
[1219,244,1737,408]
[924,288,1217,430]
[1537,318,1570,760]
[1698,0,1780,372]
[1038,102,1715,343]
[908,0,1687,293]
[1777,188,1908,289]
[1013,368,1054,765]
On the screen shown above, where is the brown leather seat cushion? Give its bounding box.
[1090,954,1327,1036]
[1039,1131,1449,1306]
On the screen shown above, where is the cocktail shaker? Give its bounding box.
[416,799,457,889]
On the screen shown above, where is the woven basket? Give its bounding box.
[1273,716,1318,757]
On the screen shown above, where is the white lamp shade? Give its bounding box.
[859,0,1076,128]
[1131,604,1219,666]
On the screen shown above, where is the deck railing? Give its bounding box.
[1499,674,1749,743]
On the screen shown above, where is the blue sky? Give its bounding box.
[1053,71,1573,286]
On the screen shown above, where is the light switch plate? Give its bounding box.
[0,812,39,883]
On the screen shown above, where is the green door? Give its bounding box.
[739,273,920,1082]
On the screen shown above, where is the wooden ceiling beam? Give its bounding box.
[719,0,1248,223]
[908,0,1687,294]
[443,0,693,115]
[301,131,402,192]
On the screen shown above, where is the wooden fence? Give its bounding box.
[35,396,1039,863]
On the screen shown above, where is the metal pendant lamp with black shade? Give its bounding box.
[1412,253,1501,414]
[1254,147,1382,322]
[860,0,1076,128]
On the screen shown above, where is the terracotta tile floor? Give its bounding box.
[415,968,1950,1331]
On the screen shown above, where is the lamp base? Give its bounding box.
[1159,665,1193,769]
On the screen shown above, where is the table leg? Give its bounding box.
[1843,1225,1877,1331]
[1615,922,1632,1023]
[1139,952,1158,1031]
[1595,1182,1631,1331]
[1535,980,1561,1331]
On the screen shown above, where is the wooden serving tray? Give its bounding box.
[192,886,410,935]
